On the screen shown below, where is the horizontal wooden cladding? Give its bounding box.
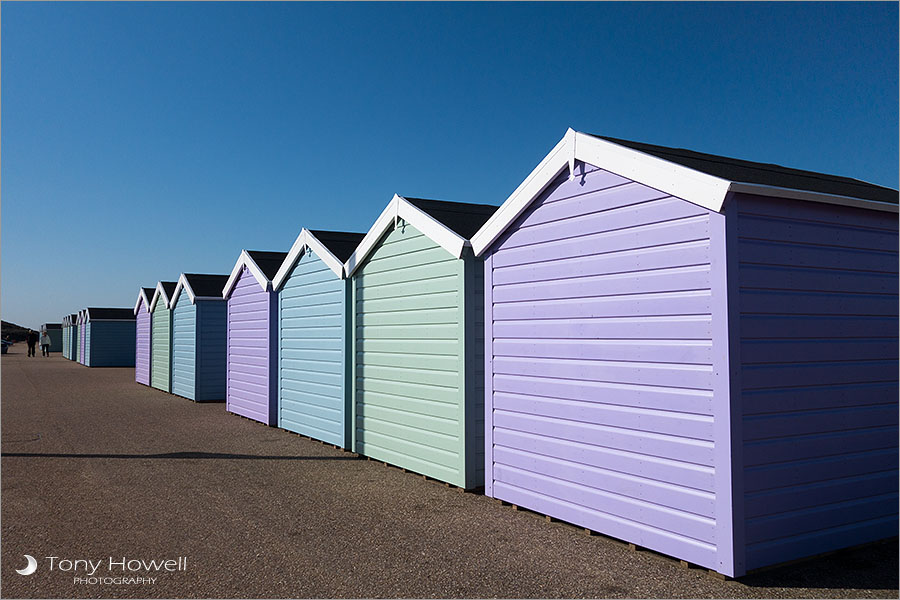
[228,268,272,423]
[494,391,713,440]
[737,213,898,252]
[494,410,714,467]
[744,471,898,519]
[356,258,459,288]
[135,312,151,385]
[150,309,171,392]
[740,314,897,339]
[741,339,898,363]
[493,291,712,321]
[493,315,713,340]
[744,447,897,492]
[358,376,459,405]
[738,238,897,273]
[355,415,458,463]
[739,263,897,295]
[742,360,897,390]
[744,426,898,467]
[492,480,717,570]
[745,515,898,572]
[743,403,899,440]
[493,374,714,415]
[493,214,710,270]
[500,194,706,251]
[494,356,713,390]
[493,239,710,287]
[742,382,898,415]
[739,289,897,316]
[494,338,712,364]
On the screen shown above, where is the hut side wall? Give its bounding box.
[79,322,86,364]
[151,301,172,392]
[352,222,483,489]
[733,193,899,571]
[172,300,198,400]
[73,325,80,362]
[47,329,62,352]
[278,250,348,447]
[196,301,227,402]
[63,326,70,359]
[483,162,730,571]
[85,324,92,366]
[226,266,276,424]
[88,322,137,367]
[135,303,152,385]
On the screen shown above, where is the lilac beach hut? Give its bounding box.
[471,129,898,577]
[222,250,289,425]
[133,287,155,386]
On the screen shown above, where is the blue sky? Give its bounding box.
[2,2,897,329]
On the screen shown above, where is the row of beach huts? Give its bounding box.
[55,130,899,578]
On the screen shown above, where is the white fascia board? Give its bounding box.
[728,182,899,214]
[170,274,196,308]
[222,250,270,298]
[150,281,172,312]
[133,288,152,315]
[304,230,348,280]
[471,130,575,255]
[470,129,733,256]
[273,228,347,290]
[344,194,468,277]
[272,229,308,291]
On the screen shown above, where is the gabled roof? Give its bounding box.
[149,281,178,312]
[222,250,289,297]
[344,194,500,276]
[85,308,135,322]
[76,309,86,324]
[133,287,156,315]
[471,129,899,255]
[171,273,229,307]
[42,323,62,330]
[272,229,365,290]
[67,313,79,326]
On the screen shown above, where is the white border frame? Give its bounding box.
[222,250,271,298]
[133,288,153,315]
[344,194,469,277]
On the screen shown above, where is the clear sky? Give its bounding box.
[2,2,897,330]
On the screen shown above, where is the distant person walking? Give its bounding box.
[40,330,51,357]
[26,330,39,357]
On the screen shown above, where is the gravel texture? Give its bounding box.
[2,351,897,599]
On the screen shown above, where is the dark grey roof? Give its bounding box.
[183,274,229,298]
[69,313,79,321]
[42,323,62,329]
[593,135,898,204]
[87,308,135,321]
[159,281,178,300]
[308,230,366,263]
[404,198,500,239]
[142,287,156,302]
[247,251,289,281]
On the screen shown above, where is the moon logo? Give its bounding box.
[17,554,37,576]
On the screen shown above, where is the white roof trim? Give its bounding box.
[471,129,732,255]
[272,229,347,291]
[727,182,898,214]
[133,288,153,315]
[170,274,195,307]
[344,194,469,277]
[222,250,271,298]
[149,281,173,312]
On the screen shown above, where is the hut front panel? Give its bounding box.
[354,223,477,488]
[227,266,276,424]
[88,322,137,367]
[151,302,172,392]
[48,328,62,352]
[84,324,92,366]
[172,300,198,400]
[196,302,227,402]
[135,303,151,385]
[62,327,69,359]
[485,162,728,571]
[734,193,899,571]
[79,322,86,364]
[73,325,80,362]
[279,250,347,446]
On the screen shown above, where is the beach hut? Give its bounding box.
[82,308,136,367]
[272,229,364,446]
[222,250,288,425]
[133,287,155,386]
[169,273,229,402]
[470,129,899,577]
[150,281,177,392]
[72,313,81,363]
[345,195,499,489]
[78,310,87,365]
[62,315,73,359]
[41,324,62,353]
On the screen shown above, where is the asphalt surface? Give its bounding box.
[1,350,897,599]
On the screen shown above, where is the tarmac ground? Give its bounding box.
[1,350,897,598]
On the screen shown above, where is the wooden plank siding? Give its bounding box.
[151,300,172,392]
[172,301,197,400]
[135,303,152,385]
[226,267,277,425]
[352,223,485,489]
[196,302,227,402]
[87,322,136,367]
[84,322,92,366]
[734,193,899,571]
[73,324,79,363]
[79,319,86,365]
[278,250,349,447]
[484,163,730,572]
